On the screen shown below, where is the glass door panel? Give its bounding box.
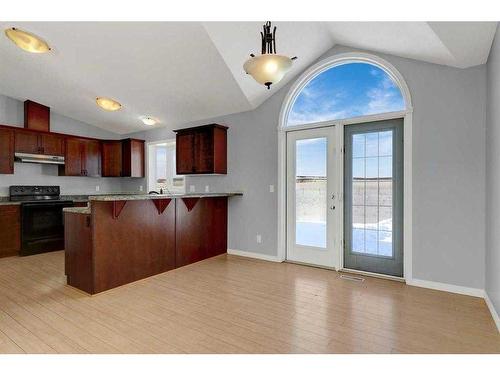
[344,119,403,277]
[295,138,327,248]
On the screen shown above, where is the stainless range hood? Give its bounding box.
[15,152,65,165]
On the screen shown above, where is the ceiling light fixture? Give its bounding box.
[96,97,122,111]
[141,117,157,126]
[4,27,51,53]
[243,21,297,90]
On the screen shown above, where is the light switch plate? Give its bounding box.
[190,185,195,192]
[256,234,262,244]
[139,185,143,192]
[269,185,275,193]
[95,185,100,192]
[205,185,210,193]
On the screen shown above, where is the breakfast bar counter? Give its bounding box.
[63,193,242,294]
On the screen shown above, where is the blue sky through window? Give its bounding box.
[287,63,405,126]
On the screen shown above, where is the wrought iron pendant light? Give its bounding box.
[243,21,297,89]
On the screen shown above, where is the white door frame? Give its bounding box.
[277,52,413,281]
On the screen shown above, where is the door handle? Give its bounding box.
[330,205,336,210]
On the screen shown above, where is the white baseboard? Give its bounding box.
[227,249,283,263]
[484,292,500,333]
[406,278,485,298]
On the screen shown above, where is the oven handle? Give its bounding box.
[22,201,74,208]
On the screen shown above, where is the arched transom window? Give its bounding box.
[287,62,405,127]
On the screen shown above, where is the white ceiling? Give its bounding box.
[0,22,496,134]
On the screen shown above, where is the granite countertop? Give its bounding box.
[64,206,91,214]
[88,192,243,201]
[63,192,242,214]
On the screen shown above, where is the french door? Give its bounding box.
[343,119,404,277]
[286,127,337,268]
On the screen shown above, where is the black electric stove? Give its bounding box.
[10,186,74,256]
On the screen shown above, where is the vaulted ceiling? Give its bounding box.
[0,22,496,134]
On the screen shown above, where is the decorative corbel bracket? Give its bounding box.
[112,201,127,219]
[182,197,200,212]
[151,198,172,215]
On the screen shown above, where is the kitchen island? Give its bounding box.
[63,193,242,294]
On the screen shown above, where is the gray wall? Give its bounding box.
[486,28,500,314]
[0,94,133,196]
[125,45,487,290]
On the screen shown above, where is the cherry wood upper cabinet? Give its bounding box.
[174,124,227,175]
[40,134,64,156]
[59,138,101,177]
[14,130,39,154]
[122,139,145,178]
[24,100,50,132]
[83,140,101,177]
[0,128,14,174]
[102,139,144,178]
[62,138,83,176]
[15,130,64,156]
[102,141,122,177]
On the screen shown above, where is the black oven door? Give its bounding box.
[20,201,74,256]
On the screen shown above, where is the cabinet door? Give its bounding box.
[0,205,20,257]
[176,132,195,174]
[122,139,144,177]
[15,130,40,154]
[40,134,65,156]
[64,138,83,176]
[102,141,122,177]
[0,128,14,174]
[83,140,101,177]
[194,128,213,173]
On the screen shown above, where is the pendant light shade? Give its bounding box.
[243,21,296,89]
[243,54,293,88]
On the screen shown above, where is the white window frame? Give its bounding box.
[146,139,185,194]
[277,52,413,282]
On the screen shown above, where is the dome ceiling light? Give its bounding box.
[141,117,157,126]
[96,97,122,111]
[4,27,51,53]
[243,21,297,90]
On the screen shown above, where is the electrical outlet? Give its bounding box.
[189,185,195,193]
[256,234,262,244]
[269,185,275,193]
[205,185,210,193]
[95,185,100,192]
[139,185,143,192]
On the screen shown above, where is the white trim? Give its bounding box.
[406,278,485,298]
[227,249,283,263]
[484,292,500,333]
[277,51,413,280]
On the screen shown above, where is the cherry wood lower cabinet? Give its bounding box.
[65,197,227,294]
[0,205,21,258]
[176,197,227,267]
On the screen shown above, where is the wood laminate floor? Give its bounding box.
[0,251,498,354]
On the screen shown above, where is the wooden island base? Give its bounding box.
[65,197,228,294]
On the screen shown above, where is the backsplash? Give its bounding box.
[0,162,125,196]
